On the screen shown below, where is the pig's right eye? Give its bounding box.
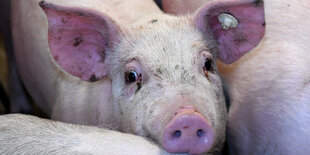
[125,70,139,83]
[204,58,214,71]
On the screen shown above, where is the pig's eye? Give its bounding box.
[204,58,214,71]
[125,70,139,83]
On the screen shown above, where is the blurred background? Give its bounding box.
[0,34,9,114]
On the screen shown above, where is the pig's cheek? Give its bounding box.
[208,73,222,89]
[144,100,171,139]
[123,84,138,98]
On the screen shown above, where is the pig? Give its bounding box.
[0,0,32,113]
[8,0,264,153]
[0,114,171,154]
[161,0,310,154]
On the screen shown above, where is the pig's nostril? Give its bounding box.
[197,129,204,137]
[173,130,182,138]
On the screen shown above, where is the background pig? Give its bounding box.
[8,0,264,153]
[161,0,310,154]
[0,114,172,155]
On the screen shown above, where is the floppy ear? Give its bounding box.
[195,0,265,64]
[40,1,120,82]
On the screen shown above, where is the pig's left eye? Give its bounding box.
[125,70,139,83]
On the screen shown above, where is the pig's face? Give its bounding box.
[41,0,264,153]
[108,15,226,152]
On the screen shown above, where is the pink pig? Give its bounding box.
[161,0,310,154]
[6,0,264,154]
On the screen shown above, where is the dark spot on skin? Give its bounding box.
[157,83,163,88]
[61,17,67,23]
[54,55,59,61]
[98,51,106,63]
[233,32,247,45]
[163,47,167,52]
[149,110,154,114]
[253,0,263,7]
[175,65,180,70]
[192,76,196,81]
[57,29,64,33]
[157,68,163,75]
[89,75,98,82]
[78,12,84,16]
[180,106,185,109]
[150,19,158,24]
[183,126,189,129]
[287,4,290,7]
[262,22,266,26]
[73,36,83,47]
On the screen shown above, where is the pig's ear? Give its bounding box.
[195,0,265,64]
[40,1,120,82]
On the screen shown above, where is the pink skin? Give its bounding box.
[162,0,310,154]
[40,2,119,82]
[40,0,263,153]
[41,3,223,153]
[161,109,214,154]
[162,0,265,64]
[42,0,265,82]
[195,0,265,64]
[9,0,267,154]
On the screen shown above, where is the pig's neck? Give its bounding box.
[264,0,310,45]
[105,0,162,25]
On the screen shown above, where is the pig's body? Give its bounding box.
[161,0,310,154]
[0,114,170,155]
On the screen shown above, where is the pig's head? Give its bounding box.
[40,0,264,154]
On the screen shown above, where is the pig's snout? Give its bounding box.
[160,110,214,154]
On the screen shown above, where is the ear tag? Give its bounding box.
[218,13,239,30]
